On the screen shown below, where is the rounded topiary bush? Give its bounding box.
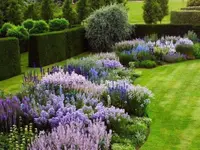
[49,18,69,31]
[85,4,131,52]
[187,0,200,6]
[22,19,35,31]
[7,26,29,40]
[29,20,49,34]
[0,23,15,37]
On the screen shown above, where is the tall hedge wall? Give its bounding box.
[171,11,200,25]
[133,24,200,38]
[65,27,86,58]
[29,31,66,67]
[29,27,87,67]
[0,38,21,81]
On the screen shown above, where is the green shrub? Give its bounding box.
[193,43,200,59]
[49,18,69,31]
[176,44,194,58]
[137,51,155,61]
[29,20,49,34]
[0,38,21,80]
[29,31,66,67]
[187,0,200,6]
[85,4,131,52]
[0,23,15,37]
[7,26,29,41]
[134,60,157,68]
[65,27,86,58]
[112,143,134,150]
[153,47,169,60]
[184,30,198,43]
[22,19,35,31]
[118,53,135,66]
[171,11,200,25]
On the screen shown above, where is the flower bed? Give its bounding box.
[0,53,152,150]
[114,34,197,68]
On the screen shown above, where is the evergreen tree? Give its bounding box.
[5,0,23,25]
[24,3,40,20]
[62,0,77,24]
[0,10,3,27]
[157,0,169,23]
[76,0,90,22]
[88,0,104,11]
[143,0,160,24]
[41,0,54,21]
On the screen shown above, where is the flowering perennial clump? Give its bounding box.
[29,121,112,150]
[41,71,106,97]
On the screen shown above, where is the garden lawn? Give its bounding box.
[0,52,89,94]
[127,0,187,24]
[135,60,200,150]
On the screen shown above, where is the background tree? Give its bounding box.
[5,0,23,25]
[88,0,104,12]
[143,0,160,24]
[157,0,169,23]
[41,0,54,21]
[76,0,90,22]
[24,3,40,20]
[0,10,3,26]
[62,0,77,24]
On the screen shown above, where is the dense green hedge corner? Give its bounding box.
[29,31,66,67]
[0,38,21,81]
[65,27,86,58]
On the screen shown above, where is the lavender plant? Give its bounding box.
[106,80,153,116]
[29,121,112,150]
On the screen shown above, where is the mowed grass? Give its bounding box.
[135,60,200,150]
[0,52,89,94]
[127,0,187,24]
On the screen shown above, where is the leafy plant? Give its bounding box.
[163,52,186,63]
[49,18,69,31]
[184,30,198,43]
[85,4,131,52]
[176,44,194,58]
[7,26,29,40]
[135,60,157,68]
[0,22,15,37]
[22,19,35,31]
[193,43,200,59]
[29,20,49,34]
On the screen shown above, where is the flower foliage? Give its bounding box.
[29,121,112,150]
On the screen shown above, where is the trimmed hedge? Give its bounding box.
[171,11,200,25]
[181,6,200,10]
[65,27,86,58]
[29,26,87,67]
[0,38,21,80]
[29,31,66,67]
[133,24,200,38]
